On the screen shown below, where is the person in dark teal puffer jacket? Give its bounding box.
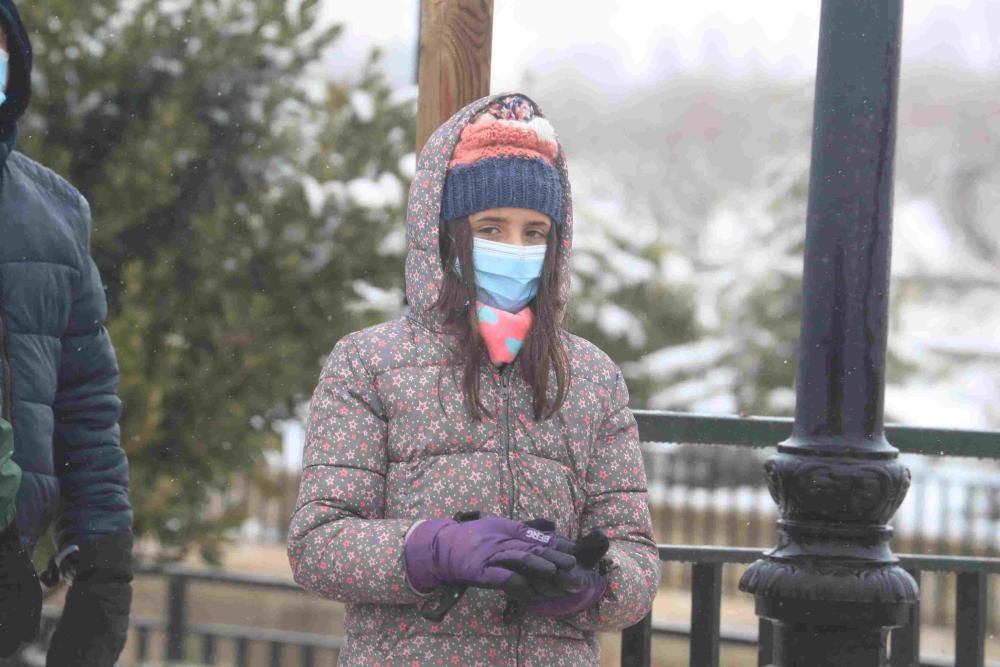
[0,2,133,664]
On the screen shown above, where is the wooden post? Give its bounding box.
[416,0,494,154]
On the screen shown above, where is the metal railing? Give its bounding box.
[39,545,998,667]
[636,411,1000,636]
[34,410,994,666]
[632,410,1000,459]
[44,566,342,667]
[623,410,1000,667]
[620,545,1000,667]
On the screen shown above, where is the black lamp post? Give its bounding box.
[738,1,918,665]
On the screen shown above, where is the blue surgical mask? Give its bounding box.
[0,49,8,108]
[472,237,547,312]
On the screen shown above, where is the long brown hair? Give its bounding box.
[435,217,569,421]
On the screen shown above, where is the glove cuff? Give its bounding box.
[403,518,453,593]
[67,531,134,584]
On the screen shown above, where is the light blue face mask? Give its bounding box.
[472,237,547,313]
[0,49,8,108]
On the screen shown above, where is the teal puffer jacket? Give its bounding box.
[0,0,131,552]
[0,126,132,550]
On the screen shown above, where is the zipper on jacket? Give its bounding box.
[500,368,515,518]
[499,367,524,666]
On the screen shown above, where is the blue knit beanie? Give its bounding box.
[441,95,564,224]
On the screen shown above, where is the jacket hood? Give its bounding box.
[404,93,573,329]
[0,0,31,146]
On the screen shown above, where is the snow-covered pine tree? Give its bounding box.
[19,0,415,562]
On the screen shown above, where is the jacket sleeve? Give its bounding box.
[53,207,132,548]
[572,370,661,632]
[287,337,419,605]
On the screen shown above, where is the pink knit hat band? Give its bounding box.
[449,120,559,168]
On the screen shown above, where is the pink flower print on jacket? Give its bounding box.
[287,93,661,667]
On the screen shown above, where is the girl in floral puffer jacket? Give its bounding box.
[288,93,660,667]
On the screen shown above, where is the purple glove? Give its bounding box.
[524,525,612,618]
[527,565,609,616]
[404,516,576,596]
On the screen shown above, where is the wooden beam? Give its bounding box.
[416,0,494,154]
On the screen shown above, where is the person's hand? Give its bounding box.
[522,523,612,618]
[404,516,577,599]
[526,564,609,616]
[46,531,133,667]
[0,521,42,657]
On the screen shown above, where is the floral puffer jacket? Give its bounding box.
[288,93,661,667]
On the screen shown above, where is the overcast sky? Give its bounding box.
[323,0,999,89]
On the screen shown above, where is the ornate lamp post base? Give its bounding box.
[740,444,919,665]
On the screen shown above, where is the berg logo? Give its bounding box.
[524,528,551,544]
